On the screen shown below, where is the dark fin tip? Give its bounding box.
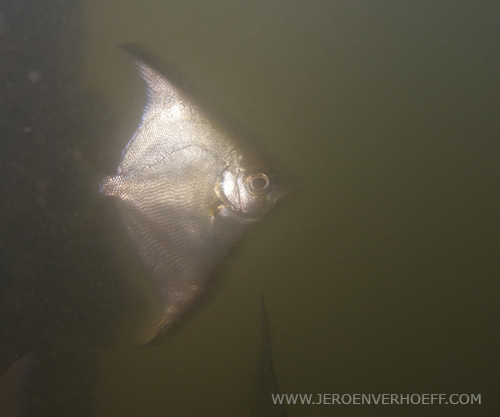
[118,43,154,65]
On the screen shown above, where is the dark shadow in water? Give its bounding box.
[0,0,128,415]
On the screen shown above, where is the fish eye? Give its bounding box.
[245,173,270,195]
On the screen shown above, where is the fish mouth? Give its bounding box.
[245,173,291,220]
[268,172,293,205]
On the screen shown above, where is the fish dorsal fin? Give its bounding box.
[112,44,206,176]
[120,43,183,109]
[136,58,172,97]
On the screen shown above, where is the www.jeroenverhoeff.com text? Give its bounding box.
[271,393,481,406]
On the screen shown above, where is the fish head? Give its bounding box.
[218,160,288,221]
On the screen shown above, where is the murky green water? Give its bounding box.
[1,1,499,416]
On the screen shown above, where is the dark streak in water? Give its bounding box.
[251,291,288,417]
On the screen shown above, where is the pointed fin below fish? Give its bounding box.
[112,160,219,347]
[133,314,173,347]
[250,291,288,416]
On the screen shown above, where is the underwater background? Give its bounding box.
[1,0,499,416]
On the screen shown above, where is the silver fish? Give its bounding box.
[100,45,287,345]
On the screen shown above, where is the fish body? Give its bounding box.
[100,45,287,345]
